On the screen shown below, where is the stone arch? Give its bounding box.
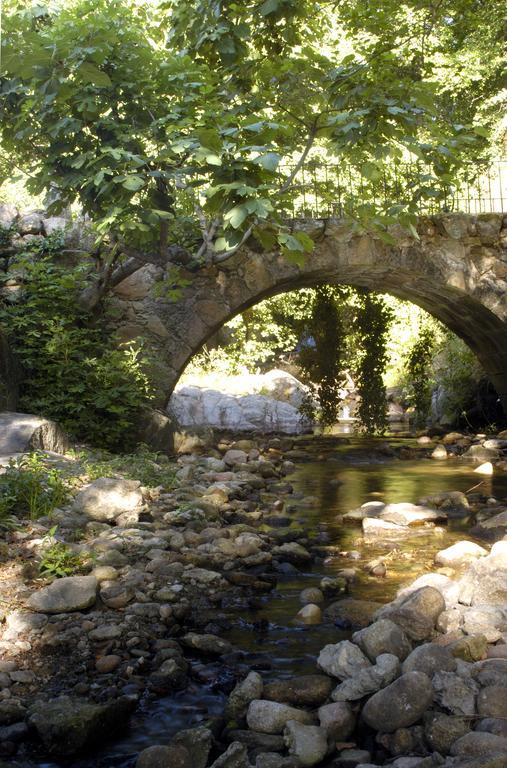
[111,213,507,410]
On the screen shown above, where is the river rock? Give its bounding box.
[379,587,445,640]
[395,572,460,609]
[459,548,507,605]
[246,700,315,734]
[462,606,505,643]
[431,444,448,460]
[435,540,488,567]
[226,672,263,720]
[73,477,143,522]
[361,672,433,732]
[0,412,69,455]
[352,619,412,662]
[477,686,507,718]
[136,744,192,768]
[299,587,324,604]
[424,712,470,754]
[378,503,445,526]
[402,643,457,677]
[29,696,134,756]
[450,634,488,662]
[171,726,213,768]
[343,501,385,522]
[263,675,333,707]
[464,445,500,462]
[283,721,328,767]
[27,575,97,614]
[476,718,507,738]
[209,742,249,768]
[272,542,312,565]
[450,731,507,757]
[317,640,371,680]
[331,653,401,702]
[324,598,383,628]
[295,604,322,625]
[362,518,411,538]
[181,633,232,655]
[432,670,478,715]
[318,701,355,740]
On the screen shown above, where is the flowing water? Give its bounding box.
[34,437,507,768]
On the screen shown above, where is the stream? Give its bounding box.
[35,436,507,768]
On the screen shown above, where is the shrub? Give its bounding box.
[79,444,177,489]
[38,526,89,578]
[0,452,69,522]
[0,233,154,449]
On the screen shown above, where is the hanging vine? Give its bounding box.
[404,323,437,427]
[355,291,393,434]
[298,286,346,426]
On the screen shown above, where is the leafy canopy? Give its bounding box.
[0,0,501,270]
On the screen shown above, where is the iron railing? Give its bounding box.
[276,160,507,219]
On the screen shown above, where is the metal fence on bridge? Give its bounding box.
[277,160,507,219]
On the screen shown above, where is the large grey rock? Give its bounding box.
[0,411,68,456]
[317,640,371,680]
[171,727,213,768]
[378,587,445,640]
[317,702,355,740]
[283,721,328,767]
[450,731,507,757]
[459,547,507,605]
[27,576,97,614]
[226,671,263,720]
[477,686,507,719]
[209,742,249,768]
[136,744,192,768]
[73,477,143,522]
[324,598,383,628]
[331,653,401,702]
[432,670,479,716]
[378,502,446,526]
[352,619,412,662]
[424,711,470,754]
[246,700,315,734]
[434,540,487,567]
[402,643,457,677]
[29,696,134,756]
[361,672,433,732]
[263,675,332,707]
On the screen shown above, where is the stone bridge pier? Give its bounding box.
[111,213,507,412]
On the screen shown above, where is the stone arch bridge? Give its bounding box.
[111,212,507,410]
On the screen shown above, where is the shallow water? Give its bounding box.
[32,438,507,768]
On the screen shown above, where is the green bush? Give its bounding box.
[79,444,177,489]
[38,526,89,578]
[0,233,154,449]
[0,453,69,523]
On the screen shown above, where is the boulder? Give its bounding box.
[378,502,446,526]
[331,653,401,702]
[477,686,507,719]
[246,700,315,734]
[295,604,322,625]
[0,411,68,456]
[283,721,328,767]
[450,731,507,757]
[361,672,433,732]
[226,672,263,720]
[432,670,479,716]
[263,675,332,708]
[181,633,232,656]
[27,576,97,614]
[136,744,192,768]
[352,619,412,662]
[402,643,457,677]
[73,477,143,522]
[424,712,470,754]
[459,549,507,605]
[317,640,371,680]
[29,696,134,756]
[324,598,383,628]
[434,540,488,567]
[209,742,249,768]
[171,727,213,768]
[317,702,355,740]
[379,587,445,640]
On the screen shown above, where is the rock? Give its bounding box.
[136,744,192,768]
[171,727,213,768]
[459,547,507,606]
[477,686,507,719]
[0,700,26,725]
[395,573,459,609]
[318,701,355,740]
[343,501,385,522]
[464,445,500,462]
[273,542,312,565]
[380,587,445,641]
[226,672,263,720]
[320,576,347,596]
[402,644,457,677]
[317,640,371,680]
[4,611,47,634]
[209,742,249,768]
[283,721,328,767]
[462,606,504,643]
[95,655,121,674]
[300,587,324,604]
[0,411,68,455]
[432,670,478,715]
[331,653,401,702]
[246,700,315,734]
[475,462,494,475]
[450,731,507,757]
[223,449,248,466]
[450,634,488,662]
[476,718,507,738]
[424,711,470,754]
[227,730,285,752]
[324,598,383,629]
[181,633,232,655]
[378,503,446,526]
[73,478,143,522]
[335,749,373,767]
[29,696,134,756]
[18,211,43,234]
[295,604,322,625]
[361,672,433,732]
[264,676,333,708]
[431,444,448,460]
[434,541,487,567]
[362,518,412,538]
[27,576,97,614]
[473,511,507,540]
[352,619,412,662]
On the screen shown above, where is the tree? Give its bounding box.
[0,0,502,308]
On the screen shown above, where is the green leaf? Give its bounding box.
[122,176,145,191]
[224,205,248,229]
[260,0,280,15]
[253,152,281,172]
[76,62,112,88]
